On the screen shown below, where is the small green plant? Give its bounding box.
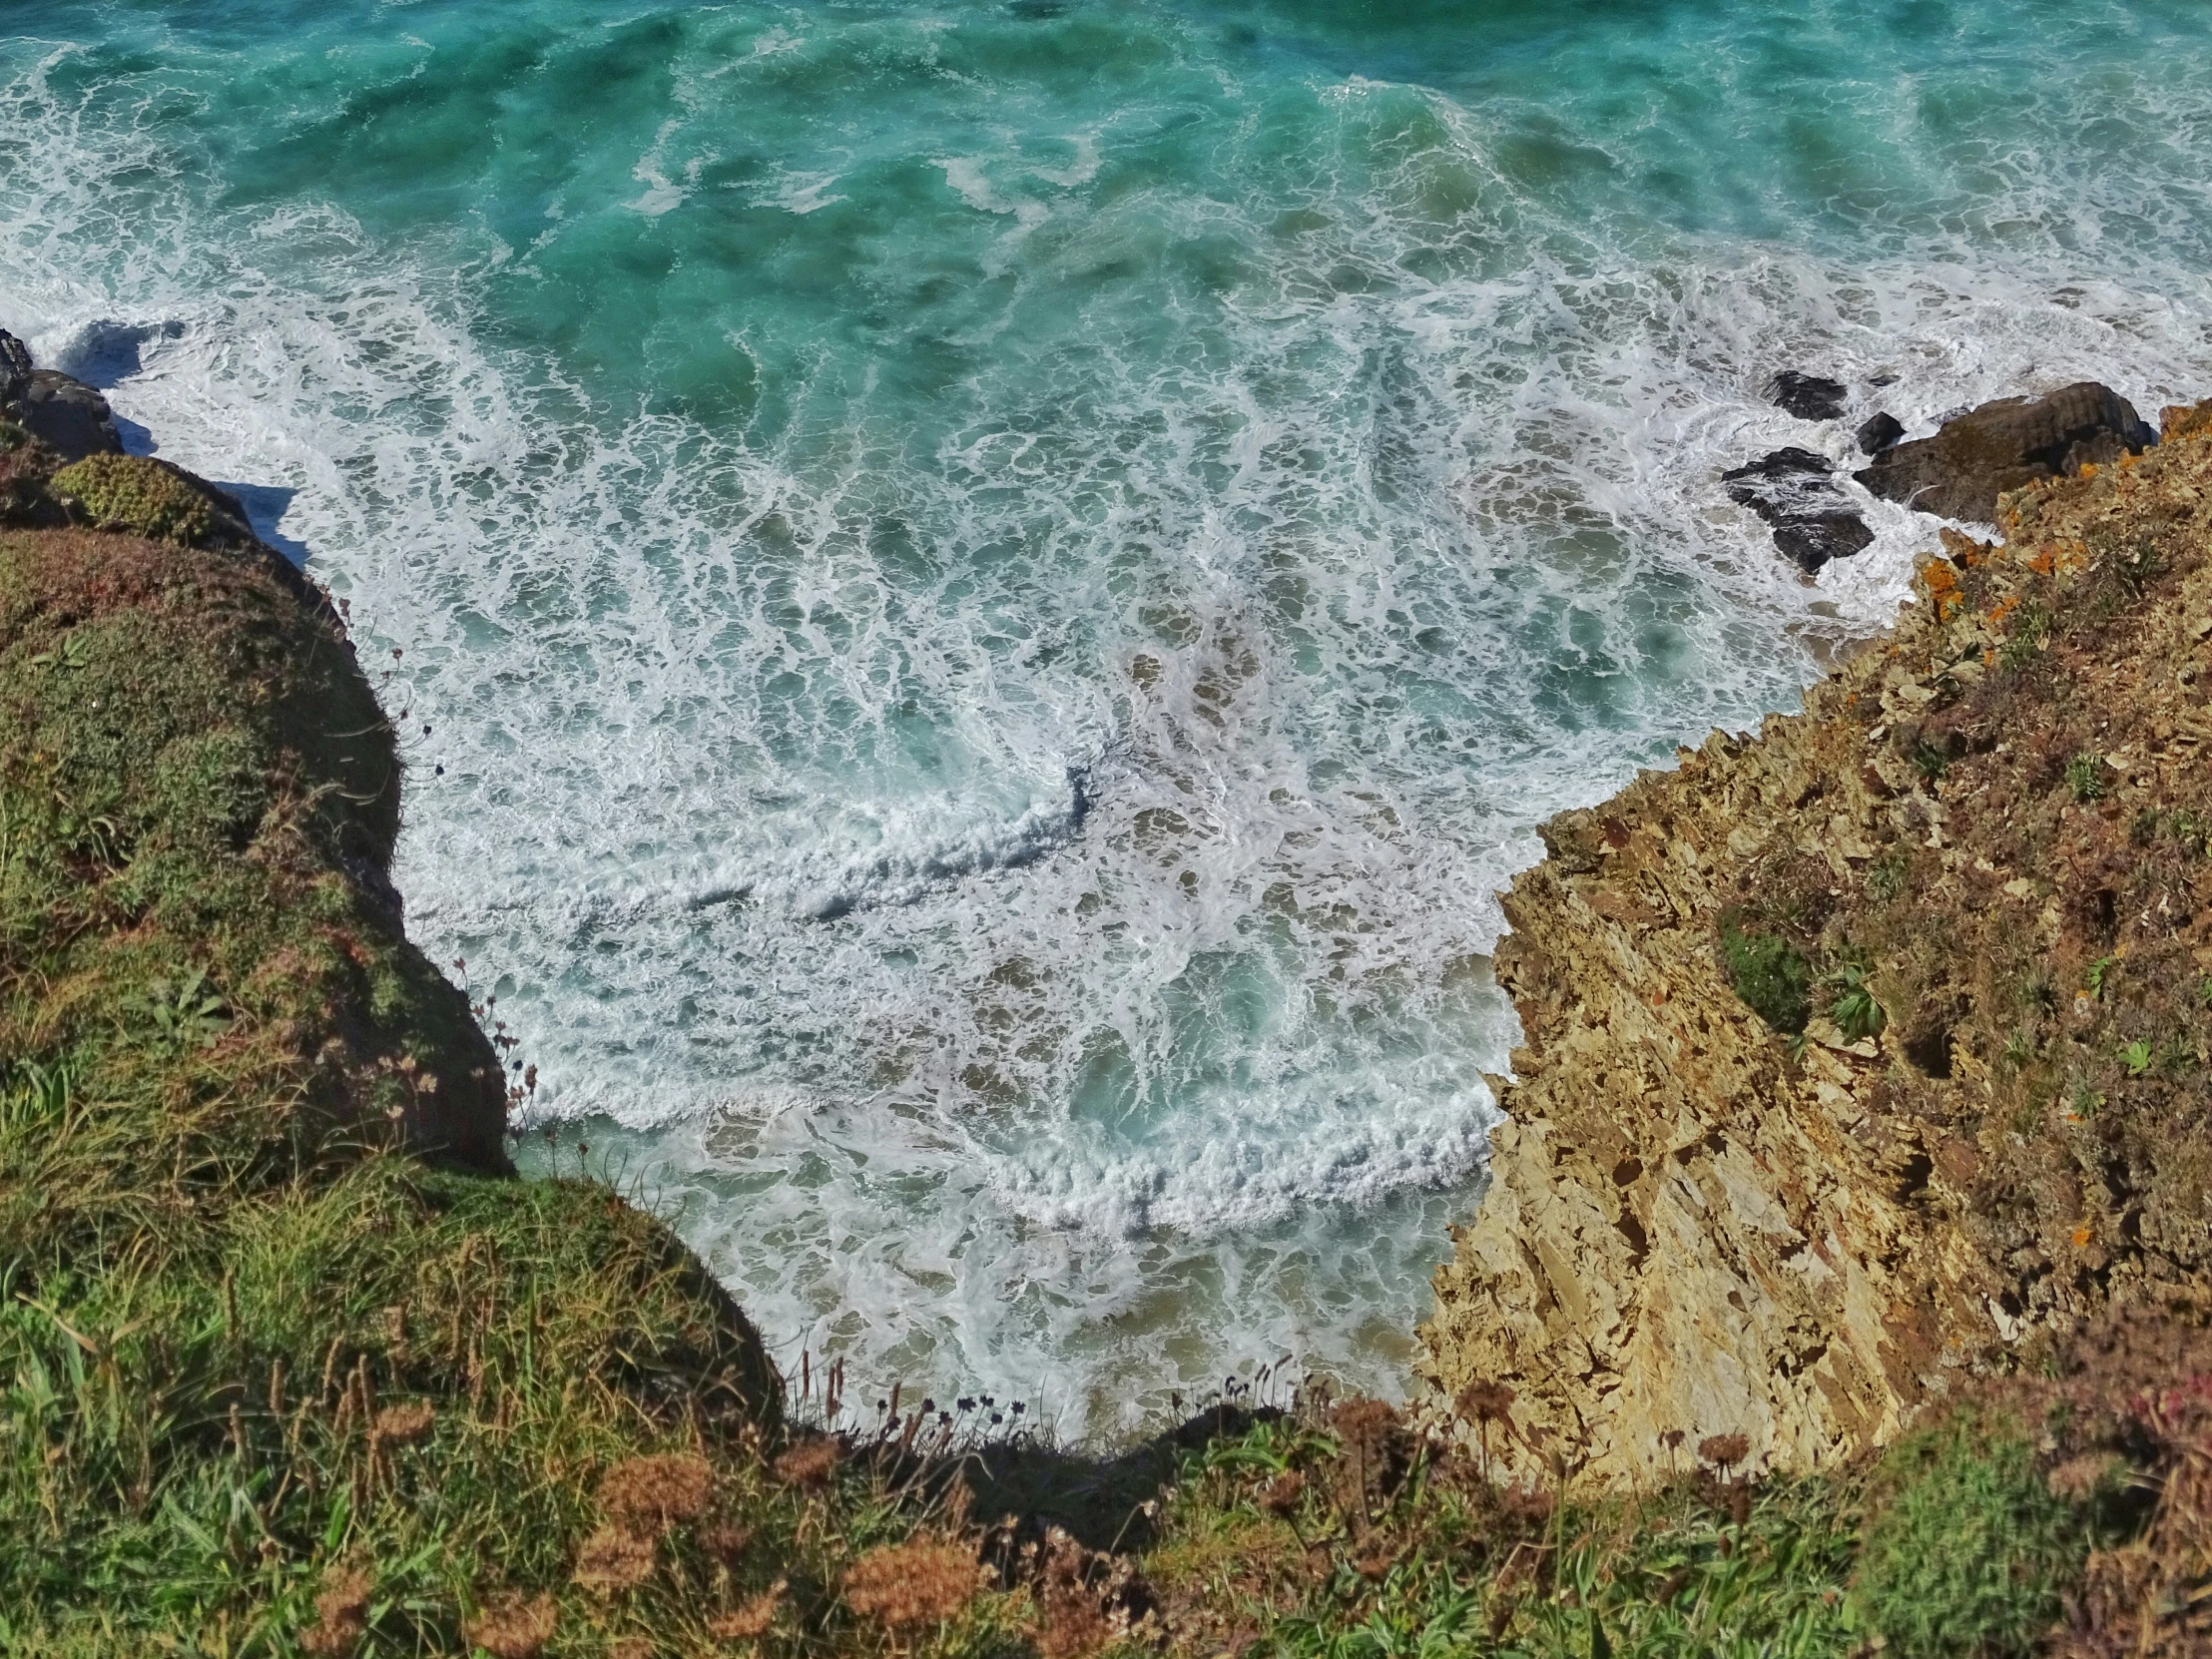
[2120,1039,2153,1077]
[48,452,214,545]
[1910,736,1949,784]
[27,630,90,673]
[2070,1083,2106,1120]
[1719,919,1812,1035]
[2131,808,2162,845]
[2064,753,2107,804]
[2085,955,2116,999]
[2000,1030,2034,1072]
[1853,1415,2091,1659]
[1867,853,1910,901]
[0,417,28,451]
[2116,538,2166,595]
[129,966,233,1050]
[2199,974,2212,1010]
[1997,602,2049,669]
[1826,960,1887,1042]
[1,1058,74,1136]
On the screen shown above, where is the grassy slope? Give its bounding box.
[0,465,1014,1656]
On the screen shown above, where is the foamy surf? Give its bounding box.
[6,0,2212,1439]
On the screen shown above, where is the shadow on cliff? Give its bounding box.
[847,1400,1283,1554]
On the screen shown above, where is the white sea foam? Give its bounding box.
[6,13,2212,1438]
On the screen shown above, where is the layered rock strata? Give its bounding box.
[1423,400,2212,1487]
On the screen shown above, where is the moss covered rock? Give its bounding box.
[1,522,800,1650]
[49,451,220,545]
[0,525,505,1170]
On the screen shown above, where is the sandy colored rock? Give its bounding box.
[1422,401,2212,1488]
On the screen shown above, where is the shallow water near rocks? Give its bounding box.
[5,0,2212,1440]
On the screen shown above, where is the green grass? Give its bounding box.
[1717,921,1812,1035]
[1851,1416,2086,1659]
[1137,1410,2107,1659]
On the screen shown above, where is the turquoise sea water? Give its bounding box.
[6,0,2212,1436]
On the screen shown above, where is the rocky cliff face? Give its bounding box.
[1420,401,2212,1487]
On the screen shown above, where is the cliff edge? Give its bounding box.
[1421,400,2212,1487]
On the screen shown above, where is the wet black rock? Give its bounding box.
[0,329,123,462]
[1855,381,2156,522]
[1770,371,1849,421]
[1722,446,1876,575]
[1856,412,1906,456]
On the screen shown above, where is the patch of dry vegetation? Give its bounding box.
[1727,402,2212,1344]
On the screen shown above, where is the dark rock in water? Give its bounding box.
[1721,446,1876,574]
[1855,381,2156,522]
[0,329,122,461]
[1724,445,1834,499]
[1770,370,1849,421]
[1856,412,1905,455]
[1770,510,1874,572]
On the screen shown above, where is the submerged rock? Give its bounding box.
[0,328,123,462]
[1770,370,1849,421]
[1856,380,2156,521]
[1720,446,1875,573]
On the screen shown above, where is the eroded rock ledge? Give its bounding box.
[1421,399,2212,1488]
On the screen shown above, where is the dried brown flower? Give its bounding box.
[1329,1397,1410,1516]
[842,1539,979,1630]
[1330,1397,1401,1448]
[572,1523,658,1596]
[300,1565,371,1658]
[2045,1453,2116,1501]
[462,1591,557,1659]
[1038,1529,1111,1659]
[708,1578,788,1640]
[597,1452,715,1532]
[1259,1470,1307,1517]
[1453,1382,1515,1425]
[774,1437,839,1490]
[701,1520,755,1567]
[1698,1433,1750,1471]
[372,1400,435,1446]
